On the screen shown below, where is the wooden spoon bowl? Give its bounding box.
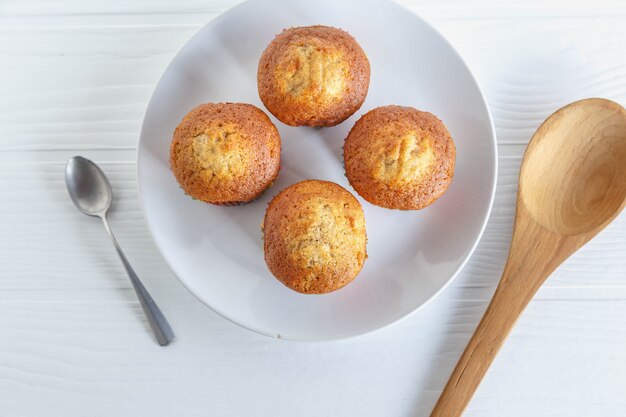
[522,99,626,236]
[430,98,626,417]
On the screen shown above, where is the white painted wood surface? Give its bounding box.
[1,0,625,415]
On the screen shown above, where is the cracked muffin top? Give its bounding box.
[170,103,281,205]
[257,25,370,127]
[344,105,456,210]
[263,180,367,294]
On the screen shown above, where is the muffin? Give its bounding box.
[170,103,281,205]
[257,25,370,127]
[344,105,456,210]
[263,180,367,294]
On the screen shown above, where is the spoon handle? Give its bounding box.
[429,275,532,416]
[101,216,176,346]
[430,213,564,417]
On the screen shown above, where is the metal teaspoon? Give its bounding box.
[65,156,175,346]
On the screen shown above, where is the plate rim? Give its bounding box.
[136,0,499,342]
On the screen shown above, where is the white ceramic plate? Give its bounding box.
[137,0,497,341]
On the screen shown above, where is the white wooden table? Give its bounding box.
[1,0,625,416]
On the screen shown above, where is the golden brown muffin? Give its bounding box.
[263,180,367,294]
[344,105,456,210]
[170,103,281,205]
[257,25,370,127]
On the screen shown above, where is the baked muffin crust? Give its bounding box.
[170,103,281,205]
[258,25,370,127]
[344,105,455,210]
[263,180,367,294]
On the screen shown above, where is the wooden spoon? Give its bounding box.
[430,98,626,417]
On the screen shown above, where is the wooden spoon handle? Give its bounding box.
[430,211,564,417]
[429,273,533,416]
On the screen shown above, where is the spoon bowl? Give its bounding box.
[521,98,626,236]
[66,156,113,217]
[431,98,626,417]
